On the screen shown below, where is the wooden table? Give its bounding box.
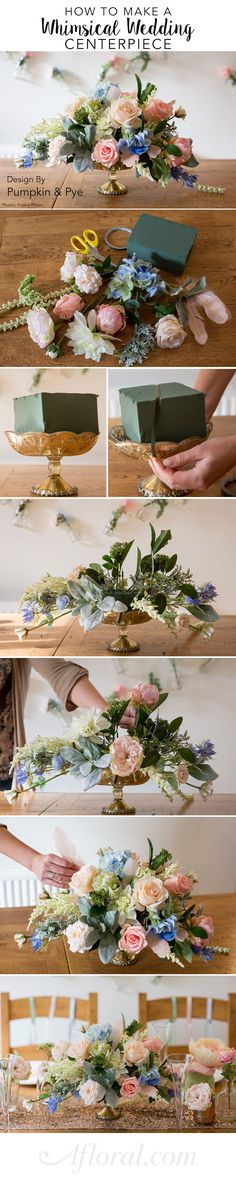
[108,416,236,498]
[0,462,106,498]
[0,209,235,367]
[0,614,234,656]
[0,159,235,209]
[1,896,236,975]
[0,791,235,818]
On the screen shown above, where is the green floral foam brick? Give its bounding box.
[119,382,206,445]
[127,214,198,276]
[14,391,99,436]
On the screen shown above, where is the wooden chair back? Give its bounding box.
[0,992,98,1060]
[138,993,236,1056]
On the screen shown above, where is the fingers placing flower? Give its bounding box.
[95,304,126,335]
[27,308,55,349]
[118,924,147,957]
[110,735,143,778]
[133,875,169,910]
[53,293,84,320]
[156,315,187,350]
[185,1083,212,1112]
[119,1076,140,1099]
[123,1039,149,1066]
[164,874,193,895]
[143,98,175,121]
[70,864,98,896]
[91,137,120,168]
[79,1079,106,1106]
[109,95,141,127]
[74,264,103,295]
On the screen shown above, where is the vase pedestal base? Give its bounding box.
[96,1105,121,1121]
[98,178,128,197]
[101,798,136,815]
[107,634,140,653]
[31,473,79,497]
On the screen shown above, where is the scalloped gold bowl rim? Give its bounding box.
[5,430,98,458]
[109,420,212,461]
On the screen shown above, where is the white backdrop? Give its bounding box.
[1,52,236,158]
[0,497,235,612]
[0,367,106,467]
[5,656,235,797]
[1,814,236,893]
[108,367,236,417]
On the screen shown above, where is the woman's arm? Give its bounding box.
[68,676,106,711]
[195,369,236,419]
[0,828,79,887]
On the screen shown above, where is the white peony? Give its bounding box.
[60,251,78,281]
[51,1041,70,1061]
[66,311,116,361]
[69,708,102,739]
[74,264,102,295]
[79,1079,106,1106]
[27,308,55,349]
[65,919,91,953]
[47,135,66,166]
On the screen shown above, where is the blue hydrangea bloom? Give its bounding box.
[31,931,43,951]
[56,595,70,610]
[119,131,151,156]
[99,848,133,875]
[93,82,109,100]
[148,915,177,942]
[87,1023,112,1043]
[140,1067,160,1085]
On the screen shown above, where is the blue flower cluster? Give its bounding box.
[140,1067,160,1085]
[185,582,217,607]
[148,915,177,943]
[45,1093,63,1113]
[171,166,197,188]
[56,595,70,610]
[21,603,35,624]
[31,931,43,951]
[108,254,165,301]
[119,130,151,157]
[189,740,216,761]
[98,848,133,876]
[86,1023,113,1043]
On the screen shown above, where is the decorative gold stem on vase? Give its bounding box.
[96,1104,121,1121]
[97,171,128,197]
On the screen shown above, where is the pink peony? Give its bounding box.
[110,734,143,778]
[185,1083,212,1112]
[143,98,174,122]
[118,924,147,956]
[143,1037,164,1054]
[120,1076,140,1099]
[219,1048,236,1064]
[130,682,159,708]
[95,304,126,335]
[53,294,84,320]
[91,138,119,169]
[164,874,193,895]
[169,136,192,164]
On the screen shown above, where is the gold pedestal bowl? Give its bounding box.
[102,608,150,653]
[109,423,213,498]
[100,767,149,815]
[5,430,98,497]
[97,168,128,197]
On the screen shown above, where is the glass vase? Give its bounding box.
[0,1057,19,1132]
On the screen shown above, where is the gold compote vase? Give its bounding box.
[109,422,213,498]
[5,429,98,497]
[100,767,149,816]
[102,608,151,653]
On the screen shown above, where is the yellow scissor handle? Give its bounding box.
[70,229,99,255]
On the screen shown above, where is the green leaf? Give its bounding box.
[147,837,153,865]
[164,144,182,156]
[186,153,199,168]
[154,593,167,615]
[74,150,93,173]
[151,848,171,871]
[178,746,195,763]
[168,716,183,734]
[190,926,208,939]
[135,74,142,102]
[98,934,117,964]
[153,528,172,553]
[181,583,198,597]
[175,939,192,963]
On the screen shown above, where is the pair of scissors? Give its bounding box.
[70,229,104,261]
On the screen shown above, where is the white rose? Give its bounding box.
[66,919,91,953]
[47,135,66,166]
[74,264,102,295]
[133,875,169,910]
[80,1079,106,1106]
[11,1054,31,1080]
[27,308,55,349]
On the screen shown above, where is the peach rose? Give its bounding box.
[177,762,189,784]
[144,98,174,122]
[189,1038,225,1068]
[123,1040,149,1067]
[118,924,147,956]
[109,94,140,127]
[169,136,192,164]
[133,875,168,910]
[218,67,231,79]
[53,294,84,320]
[164,875,192,895]
[70,865,98,895]
[95,304,126,335]
[156,315,187,350]
[130,682,159,708]
[110,735,143,778]
[120,1076,140,1099]
[68,1038,90,1062]
[91,137,119,169]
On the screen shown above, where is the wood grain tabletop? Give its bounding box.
[1,159,235,210]
[108,415,236,498]
[0,209,235,367]
[0,791,235,818]
[1,895,235,974]
[0,462,106,498]
[0,614,234,657]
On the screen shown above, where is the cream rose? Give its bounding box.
[109,94,140,128]
[156,315,187,350]
[123,1040,150,1067]
[68,1038,90,1062]
[133,875,169,911]
[189,1037,225,1068]
[70,865,98,896]
[65,919,91,953]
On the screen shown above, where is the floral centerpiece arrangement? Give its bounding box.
[15,527,219,653]
[9,681,218,811]
[182,1037,236,1127]
[35,1019,172,1119]
[0,236,229,366]
[14,75,209,199]
[14,839,229,968]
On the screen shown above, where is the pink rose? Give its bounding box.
[219,1048,236,1064]
[95,304,126,335]
[191,914,214,947]
[164,874,193,895]
[218,67,231,78]
[144,98,174,122]
[143,1037,164,1055]
[53,294,84,320]
[118,924,147,956]
[91,138,119,169]
[120,1076,140,1099]
[130,682,159,708]
[169,136,192,164]
[110,735,143,778]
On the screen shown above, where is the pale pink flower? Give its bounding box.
[177,761,189,784]
[11,1055,31,1079]
[164,874,193,895]
[123,1039,149,1066]
[118,924,147,956]
[47,135,66,166]
[189,1038,225,1068]
[109,95,140,127]
[218,67,232,78]
[96,304,126,335]
[130,682,159,708]
[156,315,186,350]
[219,1048,236,1064]
[191,914,214,946]
[185,1083,212,1111]
[143,98,174,122]
[68,1038,90,1062]
[143,1037,164,1054]
[91,138,119,168]
[169,136,192,164]
[120,1076,140,1099]
[70,865,98,895]
[51,1041,69,1061]
[74,264,102,295]
[110,735,143,778]
[53,293,84,320]
[27,307,55,349]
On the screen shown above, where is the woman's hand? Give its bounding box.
[30,853,79,888]
[149,436,236,493]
